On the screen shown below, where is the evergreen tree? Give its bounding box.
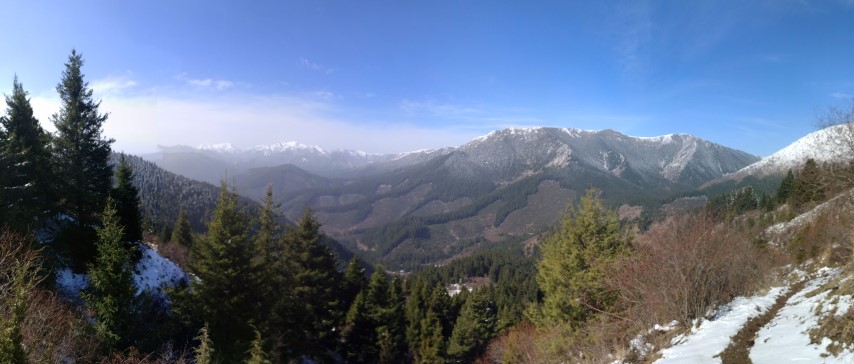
[194,323,214,364]
[190,182,258,361]
[0,232,42,363]
[777,169,795,204]
[378,278,408,364]
[245,330,270,364]
[281,209,343,360]
[405,277,430,352]
[791,159,826,208]
[532,188,631,327]
[0,77,53,232]
[112,154,143,244]
[51,49,114,264]
[83,198,138,352]
[447,288,496,363]
[170,210,193,247]
[254,185,280,267]
[342,255,368,308]
[416,310,446,364]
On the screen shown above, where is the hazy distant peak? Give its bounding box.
[196,142,238,153]
[251,141,328,155]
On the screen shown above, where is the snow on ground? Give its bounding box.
[751,267,854,363]
[133,243,189,296]
[654,287,787,363]
[55,242,188,300]
[55,267,88,301]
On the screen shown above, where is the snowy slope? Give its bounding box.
[655,287,787,363]
[652,267,854,363]
[730,125,853,178]
[55,242,188,300]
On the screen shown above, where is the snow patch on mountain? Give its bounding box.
[734,125,852,177]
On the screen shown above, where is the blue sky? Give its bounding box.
[1,0,854,156]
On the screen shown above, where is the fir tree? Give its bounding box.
[282,209,344,360]
[83,198,138,352]
[245,329,270,364]
[112,154,143,244]
[0,77,53,232]
[51,49,114,264]
[791,159,826,208]
[170,210,193,247]
[777,169,795,204]
[378,278,408,364]
[190,182,258,361]
[416,310,446,364]
[447,288,496,363]
[342,255,368,308]
[532,188,631,327]
[194,323,214,364]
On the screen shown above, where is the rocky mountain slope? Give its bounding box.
[214,127,758,268]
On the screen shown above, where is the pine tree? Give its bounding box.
[170,210,193,247]
[190,182,258,361]
[245,329,270,364]
[0,232,43,363]
[194,323,214,364]
[282,209,344,360]
[51,49,114,264]
[83,198,138,351]
[342,255,368,308]
[777,169,795,204]
[378,278,407,364]
[532,188,631,327]
[416,310,446,364]
[0,77,53,233]
[251,185,281,343]
[447,288,497,363]
[405,277,430,352]
[791,159,826,208]
[112,154,143,244]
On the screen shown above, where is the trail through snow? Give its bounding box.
[653,267,854,363]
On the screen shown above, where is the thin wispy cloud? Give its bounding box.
[175,73,235,91]
[300,57,335,75]
[91,75,138,96]
[831,92,853,99]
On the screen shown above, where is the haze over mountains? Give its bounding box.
[142,127,765,268]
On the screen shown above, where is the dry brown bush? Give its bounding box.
[611,213,769,326]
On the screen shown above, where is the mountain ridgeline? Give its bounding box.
[146,127,760,269]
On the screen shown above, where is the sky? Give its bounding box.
[1,0,854,156]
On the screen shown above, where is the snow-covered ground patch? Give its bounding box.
[751,267,854,363]
[133,243,189,297]
[55,242,188,301]
[55,267,88,301]
[654,287,787,363]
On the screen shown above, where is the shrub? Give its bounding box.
[611,213,762,325]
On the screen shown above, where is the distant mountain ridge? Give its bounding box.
[145,141,436,181]
[141,126,761,269]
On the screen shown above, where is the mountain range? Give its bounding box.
[142,127,769,269]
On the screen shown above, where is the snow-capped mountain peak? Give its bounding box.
[196,142,238,153]
[732,125,852,177]
[251,141,328,155]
